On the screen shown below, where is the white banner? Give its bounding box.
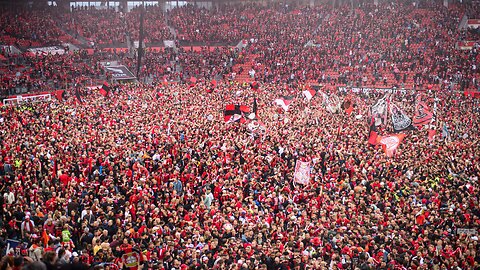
[456,228,478,235]
[390,102,412,132]
[323,93,341,113]
[236,39,248,50]
[371,95,388,126]
[163,40,176,48]
[294,160,311,185]
[104,65,136,80]
[338,87,406,95]
[0,45,21,55]
[28,46,65,55]
[3,94,51,106]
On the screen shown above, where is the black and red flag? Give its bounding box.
[412,94,433,129]
[99,82,110,97]
[189,77,197,88]
[302,86,316,101]
[224,104,250,123]
[367,116,378,145]
[251,81,260,91]
[75,87,84,104]
[342,97,354,115]
[274,96,294,112]
[207,79,217,93]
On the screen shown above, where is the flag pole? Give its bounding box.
[136,3,145,80]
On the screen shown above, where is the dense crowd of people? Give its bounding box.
[126,6,174,45]
[0,45,239,98]
[0,0,480,269]
[0,9,76,48]
[0,49,128,97]
[0,78,479,270]
[167,4,253,45]
[238,2,479,91]
[59,7,175,46]
[6,1,475,92]
[60,9,129,46]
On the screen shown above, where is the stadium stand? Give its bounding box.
[0,1,480,269]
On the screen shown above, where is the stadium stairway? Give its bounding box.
[231,53,259,83]
[52,15,90,48]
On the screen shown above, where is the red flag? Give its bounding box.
[251,81,259,91]
[345,104,354,115]
[207,79,217,93]
[189,77,197,88]
[367,117,378,145]
[378,134,405,157]
[368,130,378,145]
[342,98,353,115]
[302,87,316,101]
[428,129,436,141]
[42,229,50,247]
[54,90,64,101]
[239,105,250,113]
[413,101,433,128]
[225,104,235,111]
[99,88,107,97]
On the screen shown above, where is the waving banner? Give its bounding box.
[274,96,293,112]
[122,251,141,268]
[302,86,316,101]
[390,102,413,132]
[413,95,433,129]
[294,160,311,185]
[324,93,341,113]
[224,104,250,123]
[371,95,388,126]
[5,239,21,256]
[342,97,354,115]
[379,134,405,157]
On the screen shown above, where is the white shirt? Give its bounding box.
[152,153,161,161]
[4,192,14,204]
